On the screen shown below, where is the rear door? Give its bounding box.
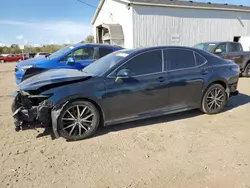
[164,48,206,108]
[225,42,244,66]
[7,55,15,62]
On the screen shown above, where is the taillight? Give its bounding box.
[224,55,240,60]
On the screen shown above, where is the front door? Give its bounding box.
[163,48,205,108]
[59,47,95,70]
[103,49,169,122]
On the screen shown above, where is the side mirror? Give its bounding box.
[115,69,131,83]
[116,69,131,78]
[215,48,222,54]
[66,57,75,65]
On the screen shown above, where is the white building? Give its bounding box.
[91,0,250,49]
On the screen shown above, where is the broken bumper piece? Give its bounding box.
[12,91,54,131]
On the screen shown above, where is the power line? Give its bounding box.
[76,0,98,9]
[76,0,112,14]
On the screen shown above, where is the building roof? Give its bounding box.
[130,0,250,11]
[91,0,250,25]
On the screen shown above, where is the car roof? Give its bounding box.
[73,43,123,49]
[129,45,202,53]
[196,41,239,45]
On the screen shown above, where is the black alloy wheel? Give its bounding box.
[58,101,100,141]
[201,84,227,114]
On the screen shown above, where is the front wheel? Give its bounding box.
[0,60,4,63]
[200,84,227,114]
[242,63,250,77]
[57,100,100,141]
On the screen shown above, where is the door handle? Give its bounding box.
[158,77,164,82]
[201,70,209,75]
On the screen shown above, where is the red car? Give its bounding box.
[0,54,26,63]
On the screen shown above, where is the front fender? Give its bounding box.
[50,94,105,139]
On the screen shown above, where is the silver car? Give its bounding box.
[34,52,50,58]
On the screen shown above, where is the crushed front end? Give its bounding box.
[12,90,54,131]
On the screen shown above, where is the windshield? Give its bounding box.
[193,43,217,52]
[82,49,135,76]
[49,45,74,59]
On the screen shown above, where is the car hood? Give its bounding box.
[18,69,94,91]
[17,57,49,67]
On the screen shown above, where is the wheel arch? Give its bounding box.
[68,97,105,126]
[51,94,105,138]
[242,58,250,71]
[203,78,228,92]
[202,78,229,102]
[200,80,228,114]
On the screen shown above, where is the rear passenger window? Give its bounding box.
[228,43,242,52]
[194,52,207,66]
[99,48,114,58]
[164,49,196,71]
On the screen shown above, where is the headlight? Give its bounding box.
[20,65,34,72]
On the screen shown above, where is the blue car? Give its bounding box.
[15,43,123,84]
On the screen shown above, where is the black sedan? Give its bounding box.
[12,46,240,141]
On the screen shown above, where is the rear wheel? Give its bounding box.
[57,100,100,141]
[242,63,250,77]
[0,60,4,63]
[200,84,227,114]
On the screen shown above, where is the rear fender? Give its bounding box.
[202,77,230,98]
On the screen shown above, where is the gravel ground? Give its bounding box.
[0,63,250,188]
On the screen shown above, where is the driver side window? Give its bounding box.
[62,47,94,61]
[116,50,162,76]
[215,44,227,53]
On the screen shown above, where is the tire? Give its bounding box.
[200,84,227,114]
[0,60,4,63]
[242,63,250,77]
[17,59,22,62]
[57,100,100,141]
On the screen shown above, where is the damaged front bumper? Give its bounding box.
[11,90,54,131]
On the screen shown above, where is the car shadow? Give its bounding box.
[18,93,250,141]
[17,122,57,140]
[225,93,250,110]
